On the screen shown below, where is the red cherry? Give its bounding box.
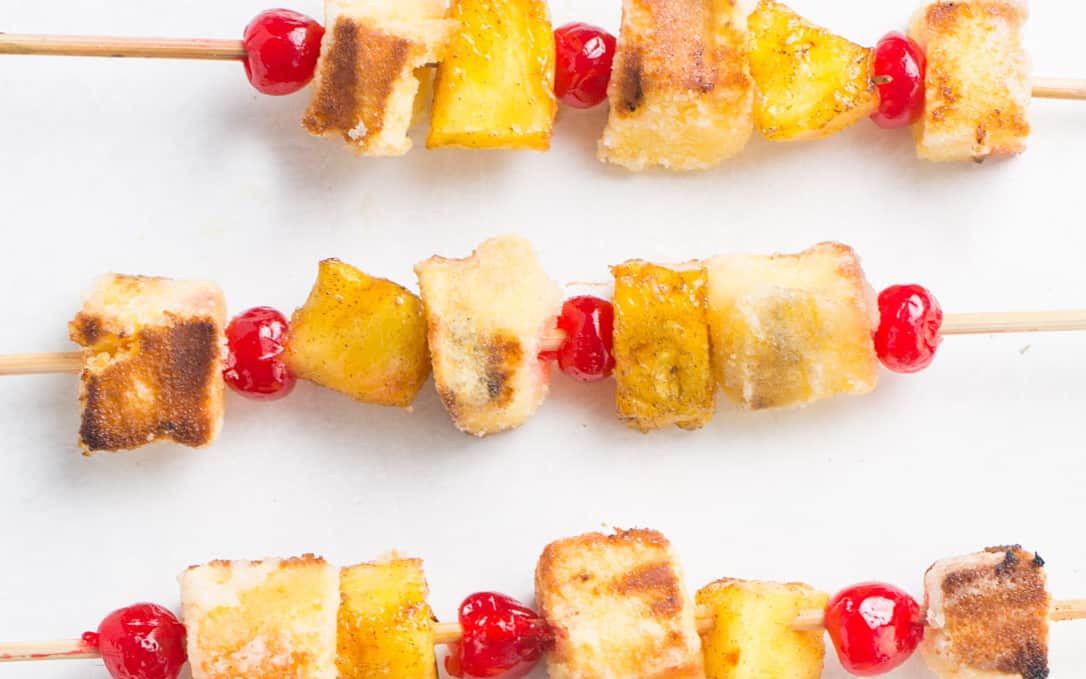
[224,306,296,400]
[444,592,553,679]
[243,9,324,96]
[94,603,187,679]
[871,32,926,129]
[825,583,924,676]
[874,284,943,374]
[546,296,615,382]
[554,23,617,109]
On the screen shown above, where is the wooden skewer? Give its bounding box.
[0,34,246,61]
[5,599,1086,663]
[4,309,1085,377]
[1,33,1085,102]
[0,351,82,376]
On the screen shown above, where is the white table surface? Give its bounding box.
[2,1,1085,677]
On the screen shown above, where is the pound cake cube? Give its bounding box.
[69,274,226,455]
[337,557,435,679]
[598,0,753,170]
[612,261,714,432]
[697,579,827,679]
[180,555,340,679]
[909,1,1030,161]
[536,529,704,679]
[704,243,878,410]
[286,259,430,408]
[415,236,562,436]
[921,546,1049,679]
[302,0,456,155]
[428,0,557,150]
[748,0,878,141]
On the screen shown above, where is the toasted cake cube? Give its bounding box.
[302,0,456,155]
[180,556,340,679]
[68,274,226,455]
[909,1,1030,161]
[748,0,878,141]
[704,243,877,410]
[921,546,1049,679]
[286,259,430,408]
[337,557,435,679]
[415,236,562,435]
[536,529,704,679]
[697,579,827,679]
[598,0,753,170]
[612,261,714,432]
[428,0,556,150]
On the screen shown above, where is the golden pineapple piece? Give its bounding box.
[697,579,828,679]
[337,557,436,679]
[598,0,753,171]
[611,261,714,432]
[428,0,557,150]
[748,0,878,141]
[302,0,456,155]
[69,274,227,455]
[286,259,430,408]
[909,1,1030,162]
[416,236,562,436]
[536,529,704,679]
[705,243,878,410]
[180,555,340,679]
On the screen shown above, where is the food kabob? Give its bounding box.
[2,0,1084,168]
[1,529,1080,679]
[2,235,1085,454]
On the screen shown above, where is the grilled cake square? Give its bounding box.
[536,529,704,679]
[415,236,562,436]
[909,0,1030,161]
[704,243,877,410]
[180,555,340,679]
[302,0,456,155]
[69,274,226,454]
[921,546,1049,679]
[599,0,753,170]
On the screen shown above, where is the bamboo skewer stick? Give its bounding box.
[2,309,1085,377]
[5,600,1086,662]
[0,34,246,60]
[0,639,99,662]
[0,351,82,376]
[1,33,1085,102]
[939,310,1086,335]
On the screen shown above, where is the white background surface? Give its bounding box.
[2,1,1085,677]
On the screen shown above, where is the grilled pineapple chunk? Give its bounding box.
[598,0,754,170]
[697,579,828,679]
[286,259,430,408]
[337,558,436,679]
[909,0,1030,162]
[612,261,714,432]
[428,0,557,150]
[705,243,878,410]
[748,0,877,141]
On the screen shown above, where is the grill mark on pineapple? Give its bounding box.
[302,19,410,145]
[613,562,683,617]
[79,319,220,453]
